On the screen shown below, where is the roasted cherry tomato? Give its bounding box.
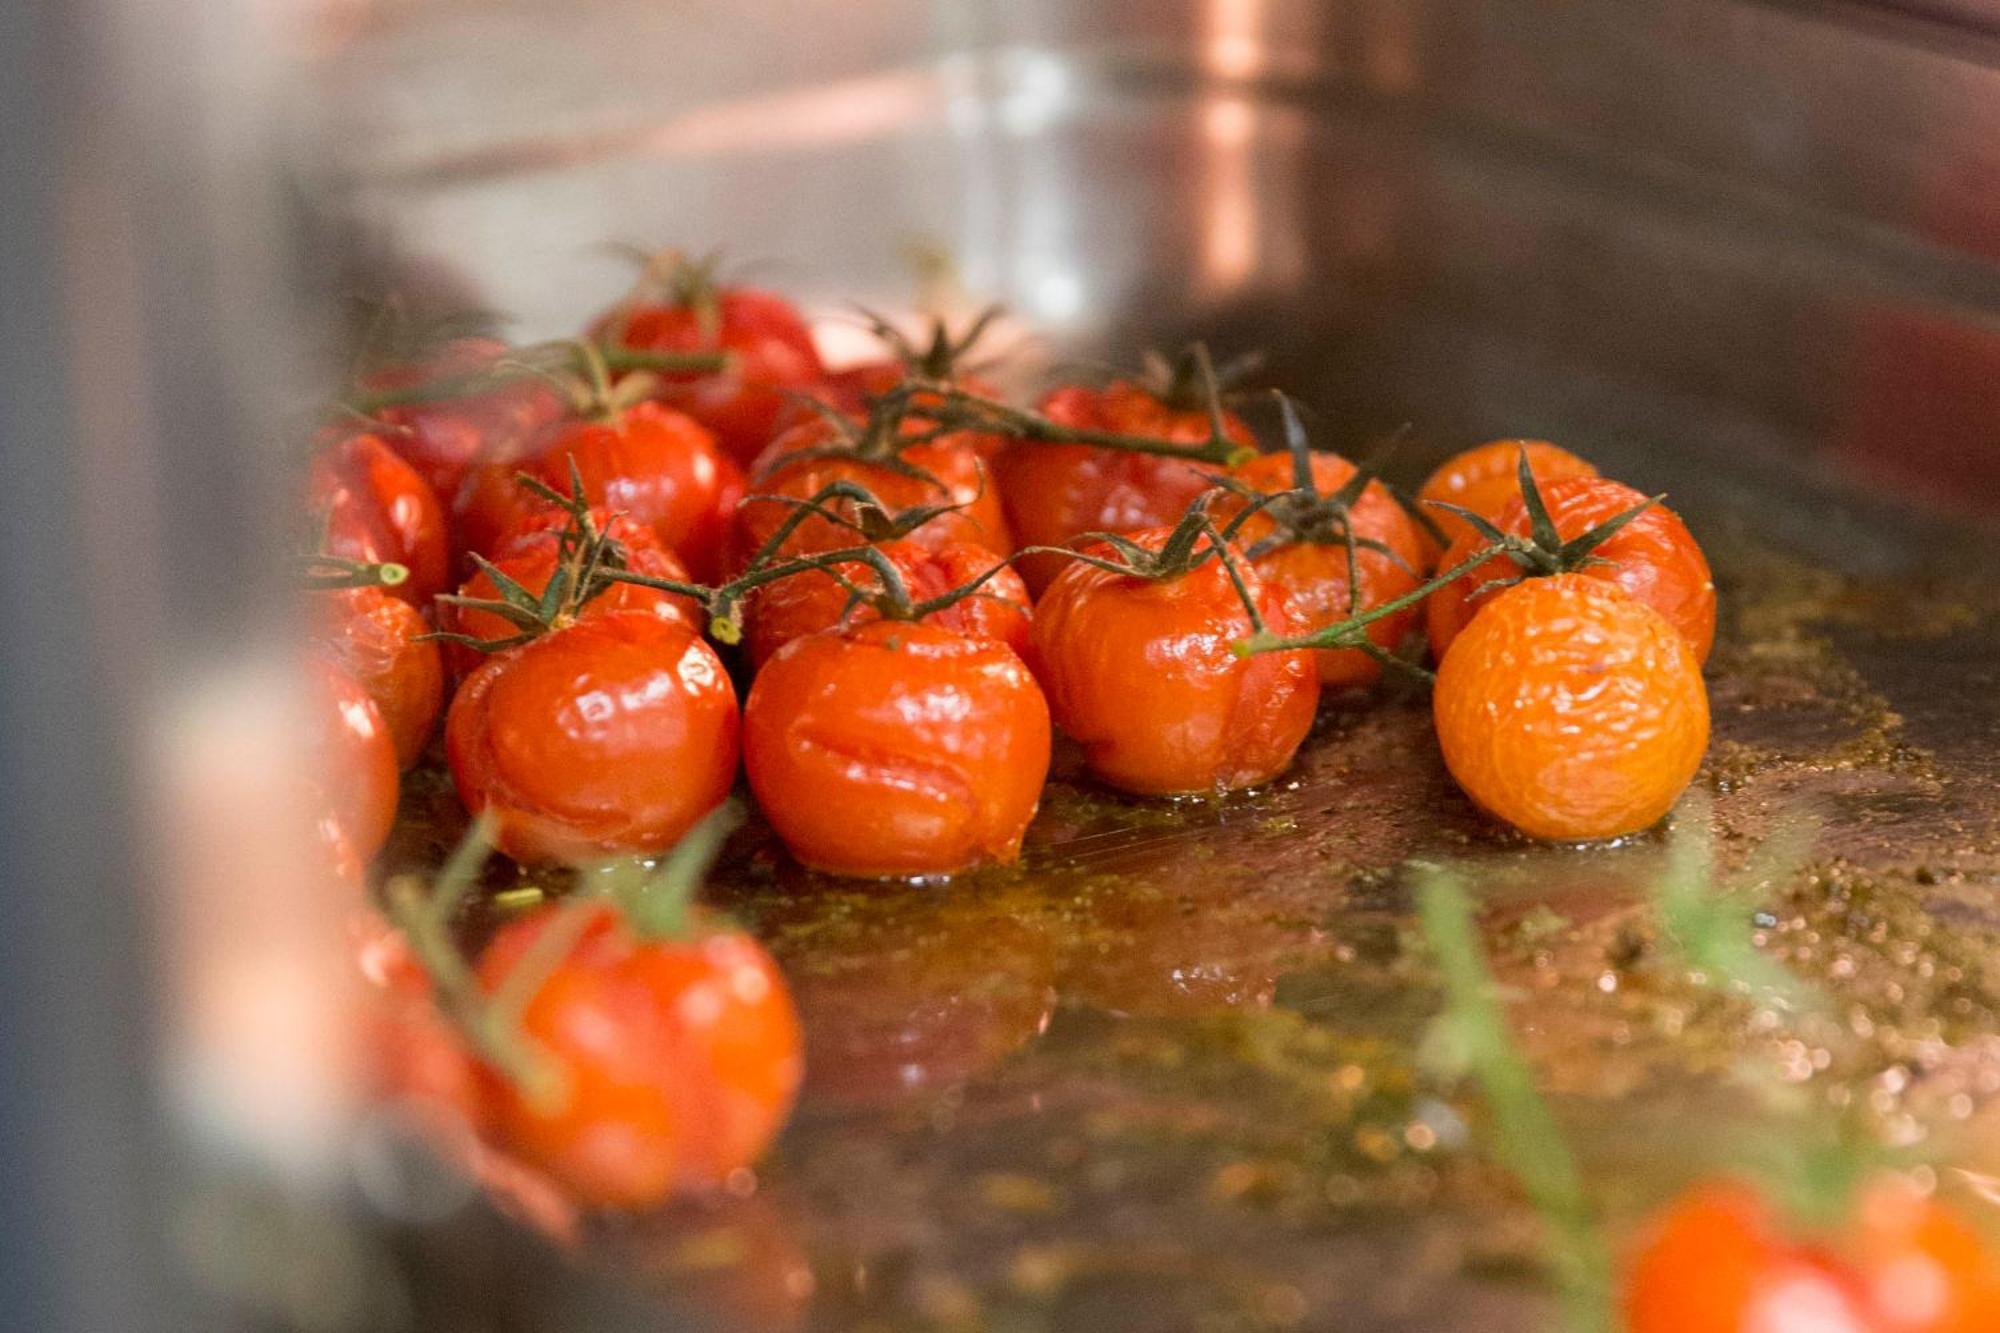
[476,901,802,1210]
[313,585,445,768]
[455,400,730,575]
[1623,1176,2000,1333]
[1426,476,1716,664]
[353,911,487,1132]
[1030,528,1320,796]
[733,412,1012,569]
[309,432,451,608]
[446,613,740,864]
[309,655,400,865]
[1416,439,1598,555]
[996,380,1253,593]
[1222,450,1430,690]
[361,336,567,505]
[588,275,824,465]
[1432,575,1707,841]
[743,620,1050,877]
[741,538,1031,671]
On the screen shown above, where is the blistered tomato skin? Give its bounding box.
[476,904,803,1210]
[1426,476,1717,664]
[309,433,452,608]
[445,613,740,865]
[315,586,445,768]
[743,621,1051,878]
[1432,576,1708,842]
[1030,528,1320,796]
[996,382,1252,593]
[1416,439,1599,556]
[310,655,401,865]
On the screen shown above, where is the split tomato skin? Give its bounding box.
[741,538,1032,671]
[1417,439,1599,556]
[309,432,451,608]
[476,903,803,1210]
[363,336,567,504]
[591,287,825,465]
[1030,529,1321,796]
[1224,451,1430,689]
[309,655,400,865]
[996,382,1252,593]
[1432,575,1708,841]
[743,621,1051,878]
[445,612,740,865]
[313,586,445,768]
[1426,476,1716,664]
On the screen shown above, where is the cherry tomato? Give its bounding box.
[309,432,451,608]
[589,283,824,465]
[741,538,1031,671]
[313,585,445,768]
[446,612,740,865]
[1030,528,1320,796]
[1426,476,1717,664]
[1416,440,1599,555]
[361,336,567,504]
[733,413,1012,569]
[455,401,729,576]
[743,620,1050,877]
[476,901,802,1210]
[309,655,400,865]
[352,912,487,1130]
[1432,575,1707,841]
[995,380,1252,594]
[1223,450,1430,690]
[789,362,1008,457]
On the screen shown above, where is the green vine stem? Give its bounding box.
[296,554,410,592]
[344,341,729,417]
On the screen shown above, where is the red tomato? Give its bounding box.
[733,413,1012,570]
[996,380,1252,593]
[445,613,740,865]
[1030,528,1320,796]
[1222,451,1430,690]
[589,284,824,465]
[309,433,451,608]
[786,362,1008,457]
[441,532,702,679]
[741,538,1031,671]
[308,655,399,865]
[352,912,487,1130]
[455,401,730,577]
[362,336,567,504]
[476,902,802,1210]
[313,585,445,768]
[743,620,1050,877]
[1425,476,1716,664]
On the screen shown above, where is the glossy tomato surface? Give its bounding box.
[314,585,445,768]
[309,432,451,608]
[308,655,400,866]
[743,620,1050,877]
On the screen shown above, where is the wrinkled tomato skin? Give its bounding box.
[590,288,825,465]
[309,433,451,608]
[743,621,1051,878]
[1224,451,1429,690]
[742,538,1031,671]
[786,364,1008,457]
[455,402,728,573]
[997,382,1252,593]
[314,586,445,768]
[363,337,568,504]
[734,416,1012,569]
[1416,439,1599,557]
[475,904,803,1210]
[309,655,400,865]
[445,613,740,865]
[1433,576,1708,841]
[441,537,702,679]
[1030,528,1320,796]
[1426,476,1717,664]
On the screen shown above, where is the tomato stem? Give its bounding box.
[296,554,409,591]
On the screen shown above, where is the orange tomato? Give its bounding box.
[313,585,445,768]
[741,538,1031,671]
[445,613,739,864]
[1426,476,1716,664]
[743,620,1050,877]
[308,655,400,865]
[1432,575,1707,841]
[309,432,451,609]
[1223,450,1430,689]
[476,902,802,1209]
[1030,528,1320,796]
[996,381,1252,593]
[1417,440,1599,554]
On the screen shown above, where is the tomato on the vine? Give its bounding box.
[309,432,451,608]
[361,335,568,504]
[1416,439,1598,555]
[309,655,400,866]
[313,585,445,768]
